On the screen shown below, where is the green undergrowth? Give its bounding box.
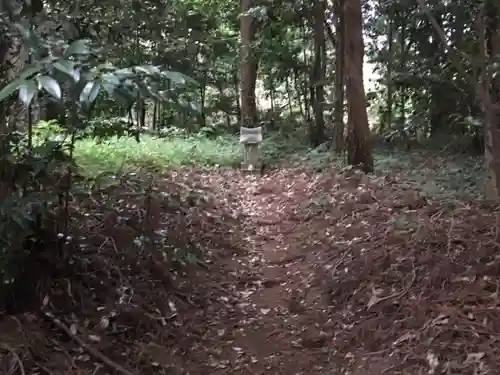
[260,131,311,161]
[74,134,242,176]
[261,130,344,170]
[374,148,484,199]
[32,119,339,177]
[74,129,316,177]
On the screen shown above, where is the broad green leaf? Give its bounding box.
[102,73,121,86]
[105,85,135,109]
[37,75,61,99]
[18,80,37,106]
[157,90,171,101]
[162,70,187,84]
[134,65,161,75]
[18,64,44,80]
[189,101,202,112]
[73,68,81,82]
[0,78,26,102]
[102,82,116,96]
[113,68,135,79]
[79,81,101,105]
[65,39,91,56]
[53,60,79,82]
[0,64,43,102]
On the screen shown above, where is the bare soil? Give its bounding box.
[1,164,499,375]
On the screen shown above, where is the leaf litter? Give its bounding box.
[0,163,499,375]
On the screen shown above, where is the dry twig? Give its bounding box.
[367,267,417,311]
[0,343,26,375]
[42,311,137,375]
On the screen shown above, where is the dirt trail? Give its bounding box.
[175,166,500,375]
[180,169,335,375]
[3,165,499,375]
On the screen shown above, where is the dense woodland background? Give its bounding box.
[1,0,500,374]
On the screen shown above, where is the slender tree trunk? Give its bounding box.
[286,76,294,117]
[301,25,311,122]
[269,76,275,114]
[233,69,241,126]
[344,0,374,172]
[152,102,158,131]
[483,2,500,199]
[293,70,305,118]
[383,13,394,133]
[140,101,146,128]
[200,68,208,127]
[310,0,326,146]
[333,0,346,152]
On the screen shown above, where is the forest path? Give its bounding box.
[170,163,498,375]
[178,167,337,375]
[3,162,495,375]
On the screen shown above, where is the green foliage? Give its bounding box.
[0,3,198,308]
[0,36,194,117]
[74,133,242,176]
[0,139,74,287]
[32,120,66,141]
[65,121,319,176]
[374,148,484,199]
[260,130,310,162]
[365,0,496,151]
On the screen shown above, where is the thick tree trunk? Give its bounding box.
[239,0,258,129]
[344,0,373,172]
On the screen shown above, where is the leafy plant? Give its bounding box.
[0,14,195,310]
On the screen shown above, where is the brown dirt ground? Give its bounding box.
[1,165,500,375]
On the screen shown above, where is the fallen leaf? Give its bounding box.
[88,334,101,342]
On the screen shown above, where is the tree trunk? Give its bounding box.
[152,102,157,131]
[269,75,275,114]
[429,12,447,135]
[301,25,311,123]
[483,2,500,199]
[293,72,304,119]
[333,0,346,153]
[233,69,241,127]
[310,0,326,147]
[383,12,394,133]
[200,68,208,127]
[398,13,407,127]
[345,0,374,172]
[239,0,258,128]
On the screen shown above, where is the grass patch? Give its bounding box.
[74,134,242,176]
[31,119,319,176]
[73,128,316,176]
